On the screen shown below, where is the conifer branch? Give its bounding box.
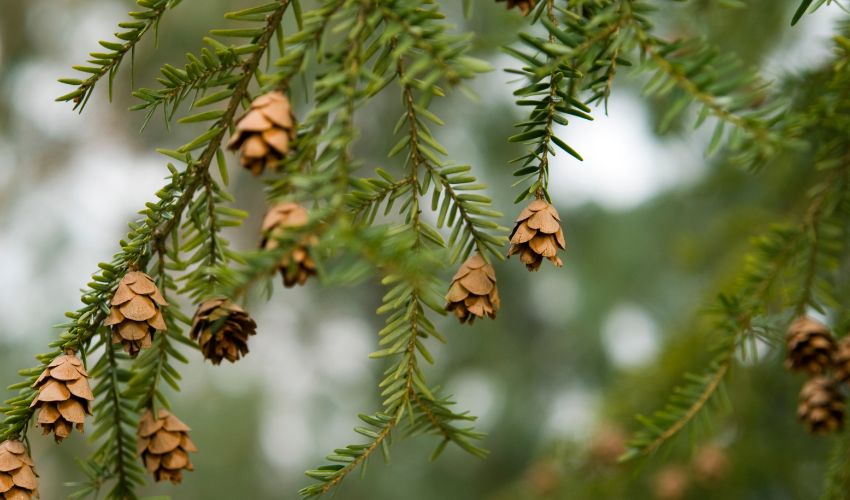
[623,160,850,461]
[2,0,287,487]
[506,1,590,204]
[57,0,184,111]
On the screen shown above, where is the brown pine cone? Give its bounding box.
[785,316,834,375]
[507,199,566,271]
[29,353,93,443]
[190,298,257,365]
[834,336,850,384]
[0,440,38,499]
[692,445,729,485]
[227,91,295,175]
[446,253,500,324]
[137,409,197,484]
[496,0,537,15]
[104,271,168,357]
[797,377,845,434]
[652,465,690,500]
[261,202,318,287]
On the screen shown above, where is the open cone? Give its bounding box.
[445,253,500,324]
[260,202,318,287]
[0,440,38,499]
[507,199,566,271]
[137,409,197,484]
[227,91,296,175]
[797,376,844,434]
[104,271,168,357]
[785,316,834,375]
[29,353,93,443]
[190,298,257,365]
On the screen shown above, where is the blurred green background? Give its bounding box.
[0,0,844,498]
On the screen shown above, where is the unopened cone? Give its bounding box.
[261,202,317,287]
[104,271,167,357]
[227,91,296,175]
[137,409,197,484]
[797,377,844,434]
[29,353,93,442]
[190,298,256,365]
[508,199,566,271]
[445,253,500,324]
[495,0,536,15]
[0,440,38,499]
[785,316,834,375]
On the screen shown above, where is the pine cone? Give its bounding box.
[0,440,38,499]
[507,199,566,271]
[785,316,834,375]
[496,0,536,15]
[692,445,729,485]
[104,271,168,357]
[190,298,257,365]
[797,377,845,434]
[446,253,500,324]
[29,353,93,443]
[652,465,690,500]
[227,91,295,175]
[261,202,318,287]
[137,409,197,484]
[834,336,850,384]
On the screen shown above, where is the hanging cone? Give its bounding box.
[190,298,257,365]
[0,440,38,499]
[507,199,566,271]
[785,316,835,375]
[445,253,500,324]
[652,465,690,500]
[260,202,318,287]
[227,91,296,175]
[137,409,197,484]
[29,353,93,443]
[797,377,844,434]
[495,0,536,15]
[104,271,168,357]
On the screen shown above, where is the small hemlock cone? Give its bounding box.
[137,409,197,484]
[833,336,850,384]
[261,202,318,287]
[190,298,257,365]
[508,199,566,271]
[797,377,844,434]
[446,253,500,324]
[29,353,93,442]
[496,0,536,15]
[227,91,295,175]
[104,271,167,357]
[785,316,835,375]
[0,440,38,499]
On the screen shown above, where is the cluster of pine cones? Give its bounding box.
[8,81,571,497]
[227,91,570,326]
[785,316,850,434]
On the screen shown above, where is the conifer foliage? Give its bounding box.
[3,0,850,498]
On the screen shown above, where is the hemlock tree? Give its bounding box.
[1,0,850,499]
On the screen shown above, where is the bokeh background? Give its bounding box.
[0,1,844,498]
